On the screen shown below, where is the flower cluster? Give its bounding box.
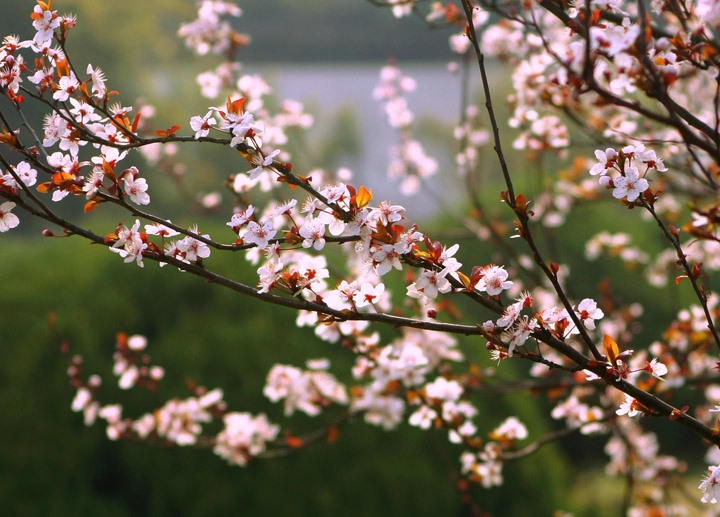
[177,0,245,56]
[264,361,348,417]
[65,333,278,465]
[373,63,438,195]
[588,145,666,203]
[111,333,164,390]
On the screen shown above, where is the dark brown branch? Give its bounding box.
[641,197,720,351]
[460,0,515,205]
[461,0,603,361]
[500,411,614,461]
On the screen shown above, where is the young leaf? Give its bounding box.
[154,125,181,138]
[355,185,372,208]
[603,334,619,365]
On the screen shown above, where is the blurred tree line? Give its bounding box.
[0,0,454,68]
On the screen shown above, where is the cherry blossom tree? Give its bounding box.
[4,0,720,513]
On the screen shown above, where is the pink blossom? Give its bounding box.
[576,298,604,330]
[613,166,648,202]
[177,230,211,262]
[616,394,640,417]
[425,377,463,401]
[299,217,326,250]
[0,202,20,232]
[589,148,617,176]
[53,73,79,102]
[190,110,217,139]
[482,266,514,296]
[244,221,276,249]
[32,7,60,44]
[227,206,255,231]
[145,222,180,238]
[123,174,151,205]
[86,64,106,98]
